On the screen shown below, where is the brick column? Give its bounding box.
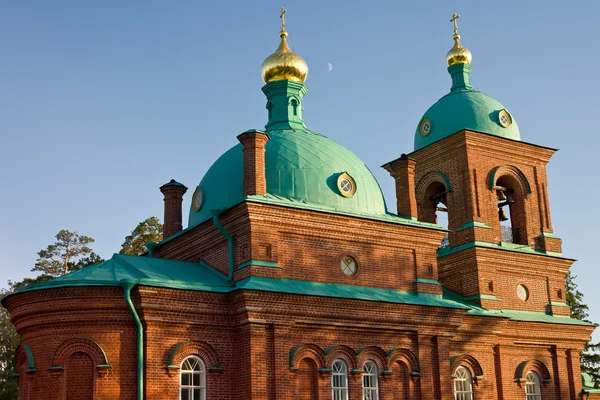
[237,130,270,197]
[434,336,453,400]
[382,154,418,219]
[159,179,188,239]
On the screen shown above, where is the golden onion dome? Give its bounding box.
[261,8,308,84]
[446,34,472,66]
[446,13,472,66]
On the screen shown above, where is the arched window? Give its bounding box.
[525,371,541,400]
[180,356,206,400]
[331,359,348,400]
[362,360,379,400]
[453,366,473,400]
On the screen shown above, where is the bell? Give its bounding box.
[498,208,509,221]
[496,190,507,201]
[505,192,515,204]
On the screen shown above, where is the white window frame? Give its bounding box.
[453,366,473,400]
[362,360,379,400]
[525,371,542,400]
[331,359,349,400]
[180,355,206,400]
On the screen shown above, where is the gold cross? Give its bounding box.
[450,12,460,35]
[280,6,286,31]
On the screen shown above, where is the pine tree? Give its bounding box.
[565,271,600,386]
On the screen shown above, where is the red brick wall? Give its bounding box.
[66,352,94,400]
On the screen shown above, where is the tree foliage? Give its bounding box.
[565,271,600,386]
[119,217,163,256]
[32,230,95,277]
[0,290,18,400]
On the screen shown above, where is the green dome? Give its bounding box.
[189,129,387,227]
[414,63,520,151]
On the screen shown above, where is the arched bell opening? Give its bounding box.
[494,175,528,245]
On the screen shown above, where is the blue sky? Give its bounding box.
[1,1,599,331]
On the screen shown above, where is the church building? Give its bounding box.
[3,10,598,400]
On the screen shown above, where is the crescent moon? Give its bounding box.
[327,63,333,72]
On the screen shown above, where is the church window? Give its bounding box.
[419,118,432,136]
[453,366,473,400]
[331,359,349,400]
[192,187,204,211]
[291,99,299,116]
[498,109,512,127]
[180,356,206,400]
[362,360,379,400]
[337,172,357,197]
[525,371,541,400]
[340,256,358,276]
[517,284,529,301]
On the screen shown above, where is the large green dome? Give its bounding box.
[188,128,387,227]
[414,63,521,151]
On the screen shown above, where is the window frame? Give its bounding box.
[453,366,473,400]
[525,371,542,400]
[331,359,349,400]
[180,355,206,400]
[362,360,379,400]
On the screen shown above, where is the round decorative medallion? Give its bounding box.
[517,284,529,301]
[192,187,204,211]
[340,256,358,276]
[498,109,512,128]
[419,118,432,136]
[337,172,357,197]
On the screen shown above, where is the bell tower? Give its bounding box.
[387,14,571,316]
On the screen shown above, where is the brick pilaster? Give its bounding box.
[159,179,188,239]
[237,130,270,197]
[382,154,418,219]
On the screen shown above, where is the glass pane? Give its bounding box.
[182,373,190,386]
[181,388,190,400]
[193,389,200,400]
[193,373,200,386]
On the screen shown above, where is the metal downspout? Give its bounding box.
[211,209,235,285]
[121,281,144,400]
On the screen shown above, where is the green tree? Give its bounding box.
[565,271,600,386]
[32,230,95,277]
[0,289,18,400]
[119,217,163,256]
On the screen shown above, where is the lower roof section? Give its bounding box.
[4,254,593,327]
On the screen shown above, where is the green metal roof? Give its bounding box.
[188,79,388,228]
[188,128,388,227]
[13,254,233,293]
[414,63,521,151]
[6,254,593,328]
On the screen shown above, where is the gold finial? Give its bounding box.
[280,6,286,33]
[446,12,472,66]
[450,12,460,38]
[260,7,308,84]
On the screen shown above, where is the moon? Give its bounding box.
[327,63,333,72]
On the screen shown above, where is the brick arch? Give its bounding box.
[488,165,532,195]
[15,344,36,373]
[325,345,358,370]
[450,354,483,378]
[51,337,109,368]
[387,348,420,373]
[289,344,326,370]
[168,340,222,370]
[415,171,453,203]
[515,359,552,383]
[356,346,388,372]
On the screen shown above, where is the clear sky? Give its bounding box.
[1,1,599,332]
